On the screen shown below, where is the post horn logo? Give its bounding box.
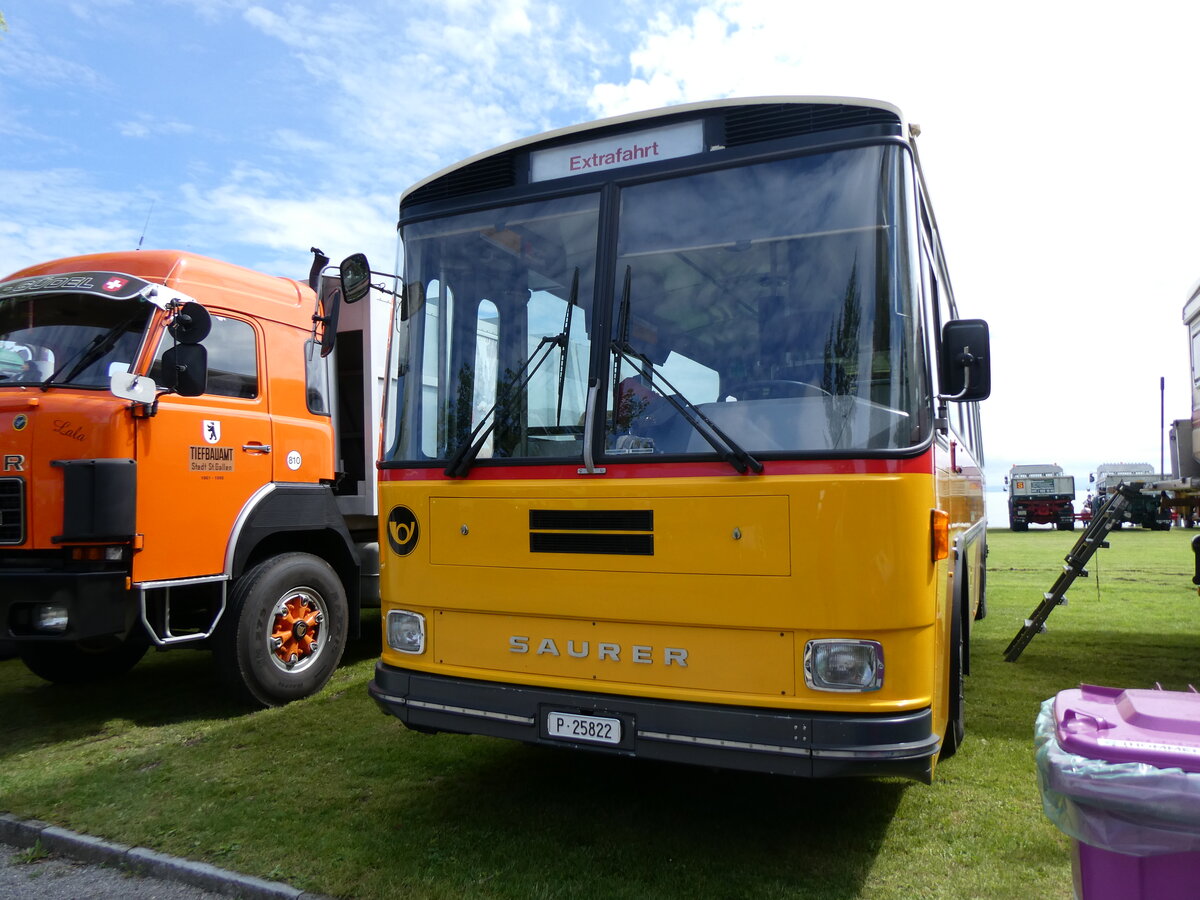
[387,506,419,556]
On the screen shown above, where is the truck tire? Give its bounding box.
[17,636,148,684]
[214,552,349,707]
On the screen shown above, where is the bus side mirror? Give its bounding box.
[340,253,372,305]
[939,319,991,402]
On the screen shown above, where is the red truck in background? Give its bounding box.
[1006,464,1075,531]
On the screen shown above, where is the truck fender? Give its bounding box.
[225,483,362,628]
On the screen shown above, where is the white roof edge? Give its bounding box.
[1184,277,1200,325]
[401,96,905,204]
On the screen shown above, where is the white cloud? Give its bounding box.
[0,169,144,274]
[118,116,196,139]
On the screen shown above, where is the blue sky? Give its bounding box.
[4,0,1200,501]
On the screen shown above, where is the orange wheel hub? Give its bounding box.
[270,593,323,667]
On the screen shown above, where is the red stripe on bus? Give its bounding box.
[378,450,936,482]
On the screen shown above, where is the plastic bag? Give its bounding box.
[1035,698,1200,856]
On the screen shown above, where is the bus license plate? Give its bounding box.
[546,711,622,745]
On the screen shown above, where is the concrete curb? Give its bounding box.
[0,812,332,899]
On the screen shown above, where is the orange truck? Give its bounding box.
[0,249,387,705]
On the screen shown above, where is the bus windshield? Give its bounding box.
[389,142,929,465]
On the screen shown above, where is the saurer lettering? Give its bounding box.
[509,635,688,666]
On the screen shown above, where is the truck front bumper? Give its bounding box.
[368,663,939,782]
[1,568,135,641]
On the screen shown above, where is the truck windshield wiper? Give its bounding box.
[610,268,762,475]
[41,314,142,391]
[444,271,579,478]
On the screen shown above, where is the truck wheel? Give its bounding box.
[214,552,348,707]
[17,636,148,684]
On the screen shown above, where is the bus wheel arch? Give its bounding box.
[940,547,970,761]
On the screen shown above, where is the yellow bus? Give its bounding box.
[367,96,989,781]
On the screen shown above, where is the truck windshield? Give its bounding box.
[0,293,154,388]
[387,142,929,465]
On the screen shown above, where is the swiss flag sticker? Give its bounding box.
[103,277,128,292]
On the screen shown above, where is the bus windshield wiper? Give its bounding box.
[610,269,762,475]
[554,268,579,426]
[611,340,763,475]
[444,273,579,478]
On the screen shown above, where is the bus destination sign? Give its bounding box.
[530,120,705,183]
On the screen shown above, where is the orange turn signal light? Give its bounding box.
[931,509,950,561]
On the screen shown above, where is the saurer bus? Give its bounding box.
[367,96,990,781]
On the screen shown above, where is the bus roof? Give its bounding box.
[401,95,906,205]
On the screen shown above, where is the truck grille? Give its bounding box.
[0,477,24,544]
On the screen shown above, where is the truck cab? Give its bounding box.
[1006,464,1075,531]
[1090,462,1171,531]
[0,250,388,705]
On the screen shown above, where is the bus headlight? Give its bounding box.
[804,639,884,692]
[386,610,426,654]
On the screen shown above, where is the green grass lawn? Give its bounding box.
[2,527,1198,898]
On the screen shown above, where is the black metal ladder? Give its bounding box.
[1003,483,1142,661]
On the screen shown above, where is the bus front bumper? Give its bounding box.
[368,663,939,782]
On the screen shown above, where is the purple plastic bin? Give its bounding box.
[1036,685,1200,900]
[1054,684,1200,773]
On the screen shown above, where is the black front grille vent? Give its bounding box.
[404,153,519,209]
[529,509,653,556]
[0,477,25,545]
[722,103,901,148]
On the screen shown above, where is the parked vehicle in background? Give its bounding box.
[0,249,390,705]
[1006,464,1075,531]
[1157,281,1200,527]
[1090,463,1171,531]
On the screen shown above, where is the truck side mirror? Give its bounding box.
[168,301,212,343]
[161,344,208,396]
[316,279,341,359]
[939,319,991,402]
[340,253,372,305]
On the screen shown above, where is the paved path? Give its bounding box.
[0,841,224,899]
[0,815,330,899]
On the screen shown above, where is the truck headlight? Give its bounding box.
[35,604,70,634]
[804,639,884,692]
[386,610,426,654]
